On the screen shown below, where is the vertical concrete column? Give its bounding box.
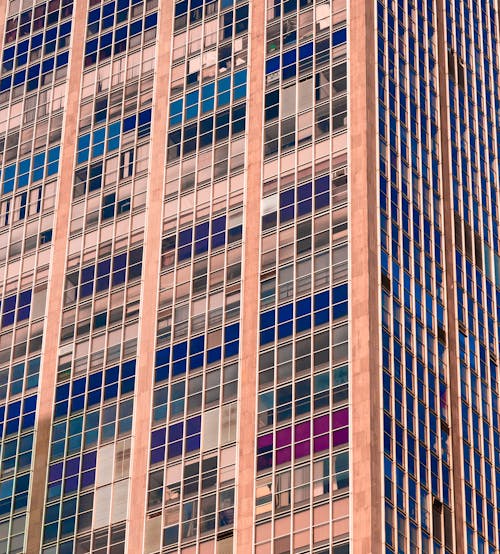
[435,0,465,551]
[234,0,265,551]
[25,0,87,550]
[0,0,7,57]
[349,1,383,553]
[126,0,173,551]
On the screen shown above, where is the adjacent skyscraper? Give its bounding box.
[0,0,498,552]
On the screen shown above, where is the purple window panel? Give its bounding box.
[276,427,291,448]
[276,446,291,465]
[177,245,192,261]
[150,446,165,465]
[168,422,183,442]
[207,346,221,364]
[190,336,205,354]
[82,451,97,470]
[211,232,225,249]
[194,238,209,254]
[64,476,79,494]
[112,253,127,285]
[178,228,192,247]
[212,215,226,233]
[65,457,81,477]
[23,394,37,414]
[2,294,16,316]
[186,415,201,436]
[81,469,95,488]
[313,434,330,453]
[151,428,166,448]
[48,462,63,483]
[257,452,273,471]
[295,421,310,440]
[172,360,186,375]
[313,414,329,435]
[332,408,348,428]
[294,440,310,458]
[297,198,312,216]
[173,341,187,361]
[167,440,182,458]
[18,290,31,307]
[257,433,273,451]
[280,205,294,222]
[185,434,200,453]
[333,428,348,447]
[297,181,312,200]
[97,259,111,277]
[280,188,294,207]
[314,175,329,194]
[195,221,209,240]
[257,434,273,470]
[1,308,15,327]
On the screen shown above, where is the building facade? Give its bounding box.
[0,0,498,553]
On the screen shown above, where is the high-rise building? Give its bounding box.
[0,0,499,552]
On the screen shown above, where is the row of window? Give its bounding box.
[84,12,157,67]
[260,284,347,345]
[0,50,68,94]
[154,322,239,382]
[167,103,246,161]
[76,108,151,165]
[47,450,97,496]
[53,359,135,418]
[265,28,346,77]
[174,2,247,33]
[64,246,143,304]
[153,364,238,425]
[0,471,30,518]
[4,0,72,45]
[0,356,39,401]
[257,407,348,471]
[0,394,36,438]
[162,212,241,266]
[1,145,59,195]
[0,289,31,329]
[169,69,246,126]
[2,21,71,75]
[87,0,146,35]
[258,364,347,430]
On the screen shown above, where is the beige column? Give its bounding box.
[0,0,7,56]
[234,0,265,551]
[349,1,383,553]
[25,0,87,551]
[125,0,173,551]
[435,0,465,551]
